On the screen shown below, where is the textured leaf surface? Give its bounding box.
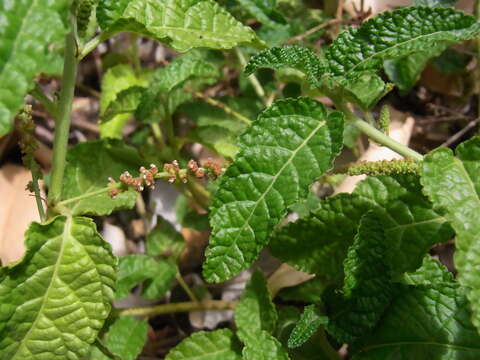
[203,97,344,283]
[165,329,242,360]
[288,305,327,348]
[353,283,480,359]
[421,137,480,331]
[102,86,145,123]
[325,6,480,81]
[0,216,116,360]
[245,46,324,86]
[238,0,287,28]
[97,0,263,52]
[325,212,394,343]
[414,0,457,6]
[0,0,68,135]
[242,330,290,360]
[105,316,148,360]
[235,271,277,345]
[399,256,453,286]
[136,51,219,123]
[270,175,451,281]
[62,140,142,216]
[115,255,176,300]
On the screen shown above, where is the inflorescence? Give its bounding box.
[107,158,223,198]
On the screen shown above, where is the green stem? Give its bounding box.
[235,48,268,105]
[151,123,167,149]
[175,273,199,302]
[119,300,237,317]
[335,101,423,161]
[49,17,79,207]
[78,33,103,60]
[476,0,480,120]
[31,84,57,117]
[30,160,46,222]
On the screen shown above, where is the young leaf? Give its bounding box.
[237,0,287,29]
[99,64,149,139]
[115,255,176,300]
[203,97,344,283]
[0,0,68,135]
[136,51,219,123]
[325,6,480,82]
[352,283,480,359]
[399,256,453,286]
[104,316,148,360]
[325,212,395,343]
[288,305,328,349]
[96,0,263,52]
[245,46,324,87]
[0,216,116,360]
[165,329,243,360]
[270,175,452,281]
[421,137,480,332]
[102,86,145,123]
[235,270,278,345]
[62,140,142,216]
[146,218,185,260]
[242,330,291,360]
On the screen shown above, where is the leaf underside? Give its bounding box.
[0,216,116,360]
[203,97,344,283]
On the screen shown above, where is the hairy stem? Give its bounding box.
[335,101,423,161]
[49,18,79,207]
[29,159,46,222]
[119,300,237,317]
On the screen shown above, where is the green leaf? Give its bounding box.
[76,0,98,37]
[278,277,326,304]
[104,316,148,360]
[136,51,220,123]
[242,330,290,360]
[235,270,277,345]
[352,283,480,359]
[325,212,395,343]
[62,140,142,216]
[165,329,242,360]
[147,218,185,260]
[399,255,453,286]
[0,216,116,359]
[421,136,480,332]
[288,305,328,349]
[325,6,480,82]
[342,74,392,110]
[115,255,176,300]
[270,175,452,282]
[102,86,145,123]
[203,97,344,283]
[245,46,324,87]
[97,0,264,52]
[237,0,287,28]
[99,64,148,138]
[0,0,68,135]
[414,0,457,6]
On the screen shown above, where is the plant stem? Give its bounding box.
[30,84,57,117]
[78,33,103,60]
[49,18,79,207]
[56,183,121,208]
[334,101,423,161]
[476,0,480,120]
[235,48,268,105]
[175,273,199,302]
[284,18,343,44]
[151,123,167,149]
[184,85,252,125]
[119,300,237,317]
[29,159,46,222]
